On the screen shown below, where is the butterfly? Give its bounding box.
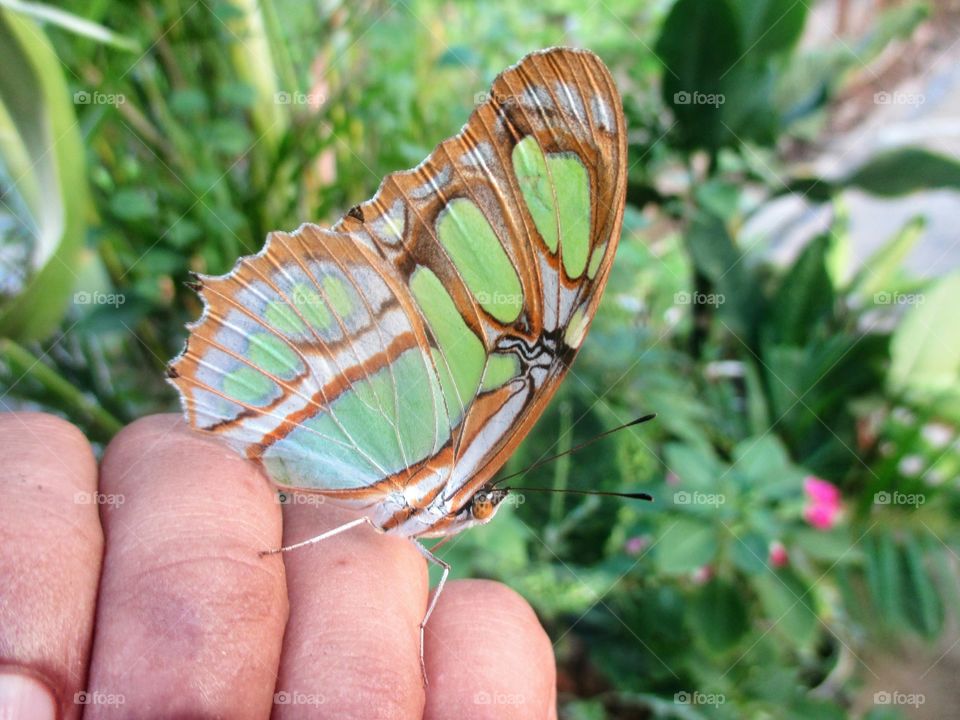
[167,46,626,651]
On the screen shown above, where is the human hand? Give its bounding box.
[0,413,557,719]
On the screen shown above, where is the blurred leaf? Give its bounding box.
[0,337,122,437]
[695,179,741,220]
[0,0,139,51]
[732,434,791,482]
[656,0,742,150]
[0,8,88,340]
[108,188,156,221]
[204,119,254,155]
[731,531,769,574]
[656,517,717,574]
[685,209,763,336]
[169,88,209,118]
[733,0,808,57]
[665,442,721,490]
[753,568,818,646]
[164,218,202,248]
[848,216,925,299]
[218,81,257,109]
[764,233,834,346]
[899,534,943,638]
[846,147,960,197]
[689,578,749,652]
[866,530,902,624]
[889,272,960,397]
[792,528,854,563]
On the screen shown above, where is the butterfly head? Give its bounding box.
[466,485,510,523]
[428,484,509,536]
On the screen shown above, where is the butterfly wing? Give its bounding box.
[168,47,626,532]
[332,47,627,510]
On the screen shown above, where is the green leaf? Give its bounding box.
[218,81,257,109]
[845,147,960,197]
[0,0,139,51]
[685,209,763,336]
[689,578,749,652]
[889,271,960,396]
[664,442,721,491]
[899,534,943,638]
[753,568,818,646]
[732,435,791,482]
[731,531,769,574]
[164,218,202,248]
[866,531,902,624]
[733,0,808,57]
[743,359,772,436]
[792,528,854,563]
[695,179,741,220]
[109,188,156,221]
[0,8,88,340]
[765,233,834,346]
[656,0,742,150]
[169,88,209,118]
[849,216,925,298]
[204,119,254,156]
[656,517,718,575]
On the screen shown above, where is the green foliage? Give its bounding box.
[1,1,958,718]
[0,7,89,340]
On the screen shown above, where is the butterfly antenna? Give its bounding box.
[504,486,653,501]
[491,413,657,487]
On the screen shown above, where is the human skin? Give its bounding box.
[0,412,557,719]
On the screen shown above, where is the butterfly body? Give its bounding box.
[168,47,627,540]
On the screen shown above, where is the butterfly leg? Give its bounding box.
[413,540,451,686]
[258,514,381,557]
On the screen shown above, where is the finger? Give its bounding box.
[424,579,557,720]
[273,502,427,718]
[0,412,102,720]
[84,414,287,718]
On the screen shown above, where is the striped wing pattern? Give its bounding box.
[168,47,626,537]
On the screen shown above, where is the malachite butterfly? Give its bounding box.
[167,46,626,543]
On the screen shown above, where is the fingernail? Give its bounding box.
[0,672,56,720]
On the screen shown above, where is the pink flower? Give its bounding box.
[691,564,713,585]
[802,476,842,530]
[769,540,789,568]
[625,535,651,555]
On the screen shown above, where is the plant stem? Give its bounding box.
[0,338,123,437]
